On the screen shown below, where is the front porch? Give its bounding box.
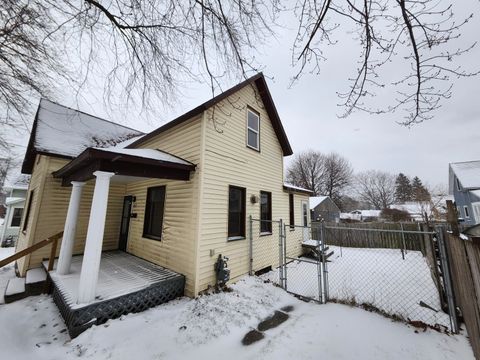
[45,251,185,338]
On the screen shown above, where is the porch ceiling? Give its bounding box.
[52,147,196,186]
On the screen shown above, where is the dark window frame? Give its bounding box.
[289,193,295,229]
[11,208,23,227]
[464,205,470,218]
[143,186,166,241]
[246,107,260,152]
[22,190,34,233]
[260,191,272,234]
[228,185,246,240]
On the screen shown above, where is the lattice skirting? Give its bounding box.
[51,275,185,338]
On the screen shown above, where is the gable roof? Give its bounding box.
[127,73,293,156]
[309,196,329,210]
[22,99,144,174]
[449,160,480,193]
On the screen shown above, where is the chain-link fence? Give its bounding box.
[321,223,457,329]
[248,217,283,280]
[249,217,457,332]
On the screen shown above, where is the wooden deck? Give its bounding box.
[45,251,185,337]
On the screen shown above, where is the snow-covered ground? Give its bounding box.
[265,245,450,327]
[0,247,15,304]
[0,276,474,360]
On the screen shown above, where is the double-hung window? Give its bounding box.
[260,191,272,234]
[143,186,166,240]
[289,194,295,229]
[228,186,246,239]
[247,109,260,151]
[11,208,23,227]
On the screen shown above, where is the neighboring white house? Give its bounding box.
[0,173,30,245]
[340,209,381,222]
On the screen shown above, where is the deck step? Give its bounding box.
[26,268,48,296]
[4,278,27,303]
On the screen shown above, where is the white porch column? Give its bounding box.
[77,171,114,304]
[57,181,85,275]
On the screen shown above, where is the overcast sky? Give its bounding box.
[5,1,480,188]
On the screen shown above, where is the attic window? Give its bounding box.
[464,206,470,218]
[247,109,260,151]
[456,178,461,191]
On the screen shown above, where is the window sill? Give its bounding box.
[143,234,162,241]
[246,144,260,153]
[260,232,272,237]
[227,236,245,242]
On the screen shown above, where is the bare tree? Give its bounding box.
[286,150,352,205]
[292,0,478,125]
[286,150,325,195]
[355,170,396,209]
[0,0,276,148]
[319,152,353,206]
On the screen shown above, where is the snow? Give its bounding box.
[283,183,313,193]
[26,268,47,284]
[93,147,193,166]
[266,246,450,327]
[5,277,25,296]
[34,99,144,158]
[309,196,328,210]
[47,251,181,308]
[3,173,30,191]
[0,247,15,304]
[450,161,480,191]
[0,276,474,360]
[5,197,24,206]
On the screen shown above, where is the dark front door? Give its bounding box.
[119,195,133,252]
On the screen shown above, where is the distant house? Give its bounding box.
[389,202,429,222]
[340,209,381,222]
[0,173,29,245]
[309,196,340,222]
[449,161,480,225]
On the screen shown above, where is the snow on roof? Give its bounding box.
[390,202,431,216]
[3,173,29,190]
[310,196,328,210]
[5,197,25,206]
[283,183,313,193]
[449,160,480,191]
[34,99,144,158]
[359,210,382,217]
[94,147,193,166]
[470,189,480,200]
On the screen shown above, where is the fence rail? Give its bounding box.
[312,221,429,252]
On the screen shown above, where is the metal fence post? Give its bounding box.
[435,225,459,333]
[400,223,406,260]
[278,219,284,288]
[321,221,329,302]
[316,225,323,303]
[283,224,288,292]
[249,215,253,276]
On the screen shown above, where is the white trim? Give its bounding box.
[246,109,260,151]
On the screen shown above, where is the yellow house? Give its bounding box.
[12,73,311,336]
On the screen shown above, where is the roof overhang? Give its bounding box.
[283,183,314,195]
[52,148,196,186]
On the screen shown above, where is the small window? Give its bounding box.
[464,206,470,218]
[456,178,461,191]
[289,194,295,229]
[143,186,166,240]
[228,186,246,239]
[260,191,272,233]
[302,202,308,227]
[247,109,260,151]
[22,190,34,232]
[11,208,23,227]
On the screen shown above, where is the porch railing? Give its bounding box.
[0,231,64,271]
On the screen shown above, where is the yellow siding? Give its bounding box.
[19,156,126,273]
[125,115,203,296]
[196,84,310,292]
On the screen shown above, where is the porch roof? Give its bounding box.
[52,147,196,186]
